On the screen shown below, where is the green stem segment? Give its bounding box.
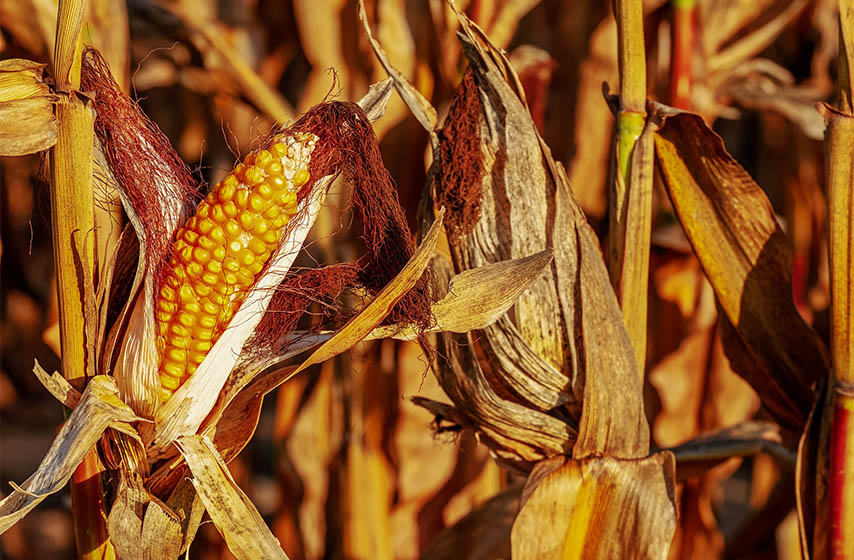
[610,0,652,381]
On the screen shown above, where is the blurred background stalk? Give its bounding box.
[50,0,113,556]
[669,0,695,110]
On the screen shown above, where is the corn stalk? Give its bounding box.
[670,0,695,109]
[51,0,114,556]
[826,2,854,558]
[610,0,653,380]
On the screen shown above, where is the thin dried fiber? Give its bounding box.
[80,48,200,271]
[252,263,360,354]
[437,70,485,241]
[290,101,432,329]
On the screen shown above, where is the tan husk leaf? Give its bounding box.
[176,435,289,560]
[0,58,57,155]
[651,105,830,430]
[107,473,183,560]
[0,375,143,533]
[369,249,555,340]
[510,453,677,559]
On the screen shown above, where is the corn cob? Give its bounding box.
[155,132,317,402]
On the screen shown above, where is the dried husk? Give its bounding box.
[176,435,289,560]
[0,59,58,155]
[0,375,142,533]
[510,453,677,559]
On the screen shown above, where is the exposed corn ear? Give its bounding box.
[155,132,316,401]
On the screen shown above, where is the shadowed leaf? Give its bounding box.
[652,106,829,429]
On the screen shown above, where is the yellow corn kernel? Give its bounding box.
[155,132,316,401]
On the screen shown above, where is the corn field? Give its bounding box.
[0,0,852,558]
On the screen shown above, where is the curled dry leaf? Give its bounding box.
[367,249,555,341]
[510,453,677,559]
[107,473,183,560]
[176,435,289,560]
[0,375,142,533]
[0,58,57,155]
[651,105,830,430]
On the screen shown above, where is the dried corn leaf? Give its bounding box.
[510,453,677,559]
[176,434,289,560]
[668,421,792,481]
[368,249,554,340]
[358,0,438,137]
[0,375,142,533]
[165,478,205,555]
[422,484,522,560]
[107,473,183,560]
[652,106,829,429]
[0,59,57,155]
[705,0,809,73]
[32,359,81,408]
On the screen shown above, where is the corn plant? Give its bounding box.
[0,0,852,558]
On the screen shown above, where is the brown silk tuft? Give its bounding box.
[80,48,201,279]
[290,101,432,329]
[436,70,486,241]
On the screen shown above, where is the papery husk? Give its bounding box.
[510,453,677,559]
[0,59,57,155]
[0,374,143,533]
[107,472,183,559]
[651,104,830,430]
[176,435,289,560]
[361,2,648,465]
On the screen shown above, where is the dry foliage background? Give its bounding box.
[0,0,844,558]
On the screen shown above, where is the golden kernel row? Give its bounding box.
[155,133,316,402]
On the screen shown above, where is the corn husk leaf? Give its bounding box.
[0,59,57,156]
[0,375,142,533]
[358,0,437,136]
[31,359,82,408]
[651,105,830,430]
[422,484,522,560]
[510,453,677,559]
[368,249,554,340]
[107,473,183,560]
[176,434,289,560]
[667,421,793,482]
